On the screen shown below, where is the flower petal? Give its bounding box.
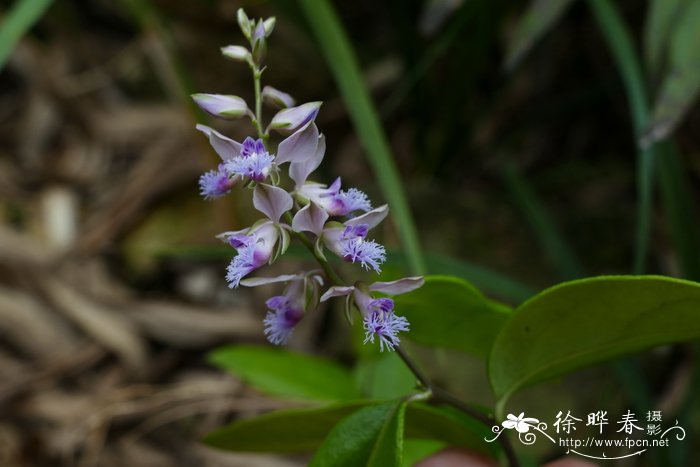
[270,101,322,134]
[195,124,242,161]
[292,201,328,236]
[240,273,300,287]
[345,205,389,229]
[320,285,355,302]
[369,277,425,295]
[290,134,325,188]
[275,122,319,165]
[253,184,293,223]
[262,86,295,108]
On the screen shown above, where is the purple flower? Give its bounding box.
[263,295,303,345]
[241,272,324,345]
[297,177,371,216]
[222,222,280,287]
[199,164,238,199]
[224,137,275,182]
[320,277,424,352]
[362,302,410,352]
[342,239,386,273]
[318,205,389,272]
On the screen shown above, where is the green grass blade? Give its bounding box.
[0,0,53,70]
[298,0,426,275]
[589,0,700,279]
[502,163,584,280]
[588,0,655,275]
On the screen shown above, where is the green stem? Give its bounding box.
[252,66,267,142]
[396,347,520,466]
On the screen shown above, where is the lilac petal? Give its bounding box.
[292,202,328,236]
[216,228,250,243]
[240,273,300,287]
[369,277,425,295]
[342,238,386,273]
[270,102,322,134]
[345,205,389,229]
[320,286,356,302]
[192,94,250,119]
[253,184,293,223]
[363,310,410,352]
[276,122,319,165]
[262,86,295,108]
[196,124,242,161]
[290,134,325,188]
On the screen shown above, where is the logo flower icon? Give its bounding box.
[502,413,540,433]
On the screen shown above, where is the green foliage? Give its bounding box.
[0,0,53,70]
[405,404,498,456]
[643,0,700,145]
[309,401,406,467]
[395,275,511,359]
[354,353,417,399]
[401,440,446,467]
[203,402,369,453]
[208,345,361,401]
[203,398,496,457]
[644,0,688,77]
[489,276,700,412]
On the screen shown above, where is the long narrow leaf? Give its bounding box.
[298,0,426,275]
[0,0,53,70]
[588,0,655,275]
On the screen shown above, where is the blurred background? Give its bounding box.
[1,0,699,465]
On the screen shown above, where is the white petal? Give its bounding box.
[320,286,355,302]
[369,277,424,295]
[344,205,389,229]
[253,184,293,223]
[292,201,328,236]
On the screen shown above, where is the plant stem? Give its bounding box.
[395,346,520,467]
[252,66,267,143]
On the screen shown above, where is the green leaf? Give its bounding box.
[394,275,511,359]
[354,352,418,399]
[299,0,426,275]
[310,400,406,467]
[203,401,369,453]
[504,0,578,71]
[208,345,361,401]
[405,404,498,457]
[0,0,53,71]
[644,0,688,77]
[489,275,700,413]
[401,439,446,467]
[203,401,496,457]
[643,0,700,145]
